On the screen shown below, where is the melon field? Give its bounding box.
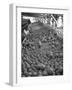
[21,22,63,77]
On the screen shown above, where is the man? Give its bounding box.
[57,16,63,28]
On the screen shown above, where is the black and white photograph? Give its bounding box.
[9,4,70,86]
[21,12,63,77]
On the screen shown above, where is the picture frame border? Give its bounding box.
[9,3,70,86]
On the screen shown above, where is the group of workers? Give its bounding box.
[23,14,63,35]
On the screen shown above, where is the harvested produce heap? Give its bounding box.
[21,22,63,77]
